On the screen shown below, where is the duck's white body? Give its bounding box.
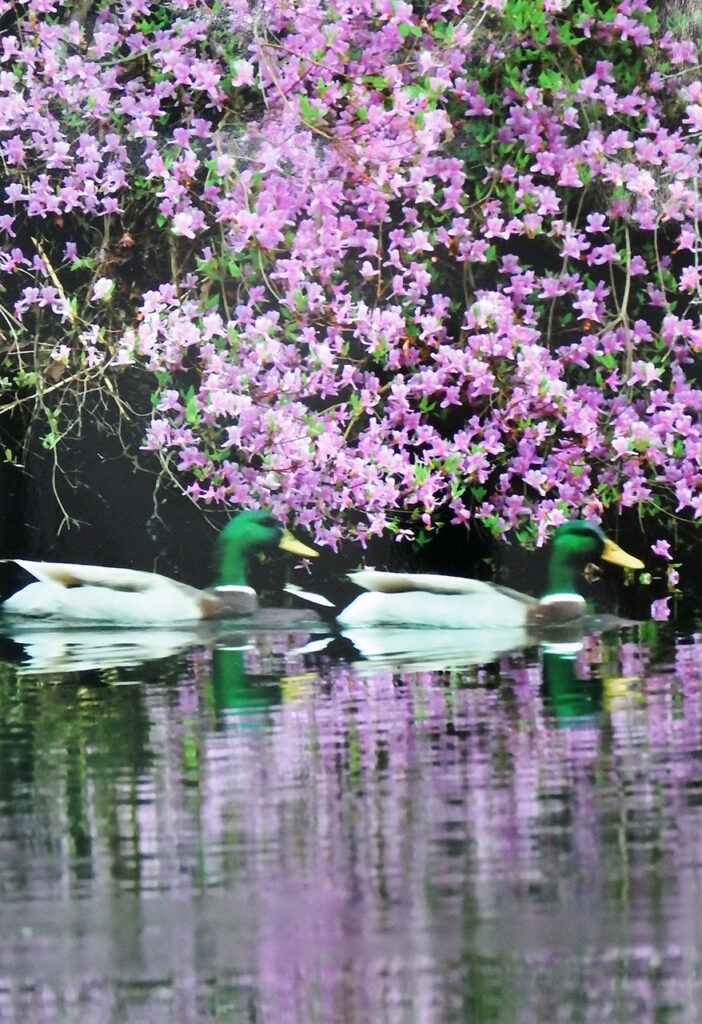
[336,570,541,629]
[3,560,256,624]
[337,589,533,629]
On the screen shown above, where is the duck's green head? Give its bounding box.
[546,521,644,595]
[215,510,317,586]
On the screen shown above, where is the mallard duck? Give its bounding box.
[2,510,317,625]
[287,520,644,630]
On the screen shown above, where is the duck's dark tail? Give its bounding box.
[284,582,339,625]
[285,583,364,660]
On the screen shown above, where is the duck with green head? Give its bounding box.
[2,510,317,625]
[288,520,644,629]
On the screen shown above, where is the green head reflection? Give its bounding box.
[540,643,604,725]
[211,644,281,719]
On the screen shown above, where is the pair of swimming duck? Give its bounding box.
[1,511,644,629]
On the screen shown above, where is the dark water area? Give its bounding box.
[0,614,700,1023]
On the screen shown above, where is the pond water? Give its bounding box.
[0,615,700,1024]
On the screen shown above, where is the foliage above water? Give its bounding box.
[1,0,701,548]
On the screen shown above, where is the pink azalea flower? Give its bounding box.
[651,539,672,560]
[231,60,255,88]
[683,105,702,132]
[171,210,200,238]
[679,265,700,291]
[91,277,114,302]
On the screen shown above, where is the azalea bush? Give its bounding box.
[1,0,701,547]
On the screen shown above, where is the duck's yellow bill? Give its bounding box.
[601,538,644,570]
[278,530,318,558]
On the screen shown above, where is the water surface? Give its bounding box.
[0,618,700,1023]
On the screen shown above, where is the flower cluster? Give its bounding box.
[2,0,701,546]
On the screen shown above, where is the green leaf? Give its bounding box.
[185,394,200,426]
[557,22,581,46]
[299,95,323,123]
[16,369,37,388]
[398,22,422,39]
[433,21,454,44]
[414,462,430,485]
[538,69,563,91]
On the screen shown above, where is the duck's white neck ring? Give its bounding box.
[539,593,586,606]
[211,585,256,596]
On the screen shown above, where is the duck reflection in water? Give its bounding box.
[541,642,605,725]
[0,624,308,720]
[540,634,641,725]
[211,643,285,719]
